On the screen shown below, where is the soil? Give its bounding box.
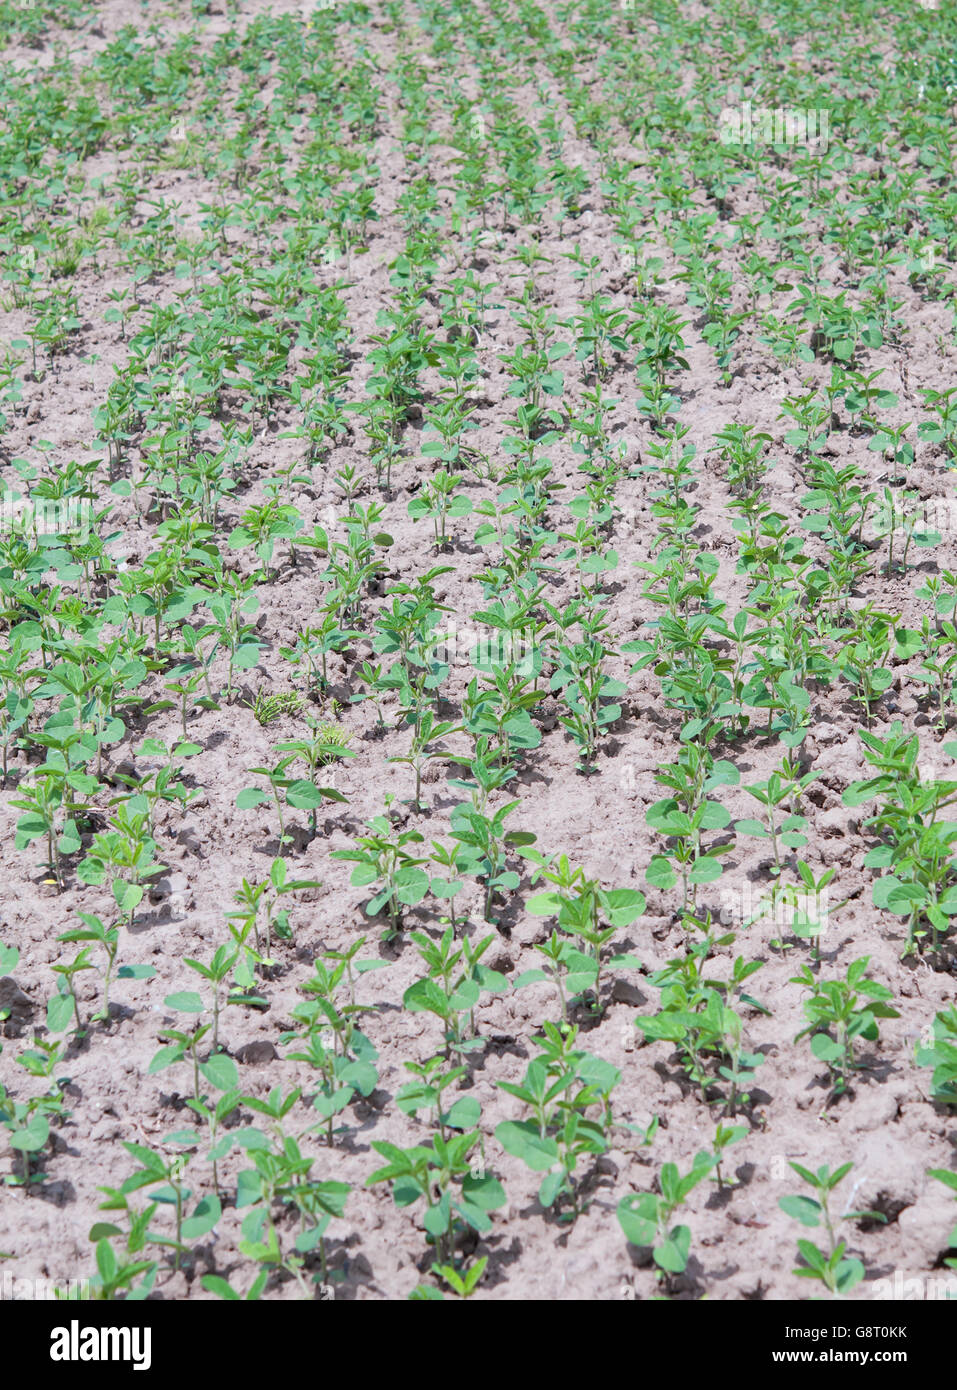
[1,0,956,1301]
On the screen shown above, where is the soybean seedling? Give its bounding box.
[760,860,846,960]
[927,1167,957,1271]
[496,1027,620,1221]
[225,858,320,973]
[1,1073,66,1195]
[915,1006,957,1104]
[396,1056,472,1139]
[735,765,821,876]
[791,956,899,1103]
[617,1151,717,1290]
[236,753,346,852]
[331,815,432,938]
[427,840,467,935]
[779,1162,885,1295]
[367,1131,505,1271]
[56,915,121,1023]
[710,1122,748,1189]
[388,710,462,809]
[48,949,98,1037]
[182,944,240,1052]
[102,1141,216,1274]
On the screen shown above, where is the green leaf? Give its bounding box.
[538,1170,565,1208]
[201,1274,240,1300]
[617,1192,658,1247]
[88,1223,123,1241]
[46,993,75,1033]
[117,964,158,980]
[495,1120,559,1171]
[403,978,451,1018]
[688,856,724,884]
[95,1238,118,1285]
[779,1195,822,1227]
[236,788,270,809]
[444,1097,481,1130]
[200,1054,239,1092]
[810,1033,843,1063]
[10,1114,49,1152]
[526,891,563,917]
[872,876,925,915]
[603,888,646,925]
[113,881,144,914]
[645,855,677,890]
[181,1195,222,1240]
[165,991,204,1014]
[286,780,327,809]
[835,1256,865,1294]
[512,969,549,989]
[461,1172,505,1211]
[654,1225,691,1273]
[233,643,263,670]
[734,819,768,837]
